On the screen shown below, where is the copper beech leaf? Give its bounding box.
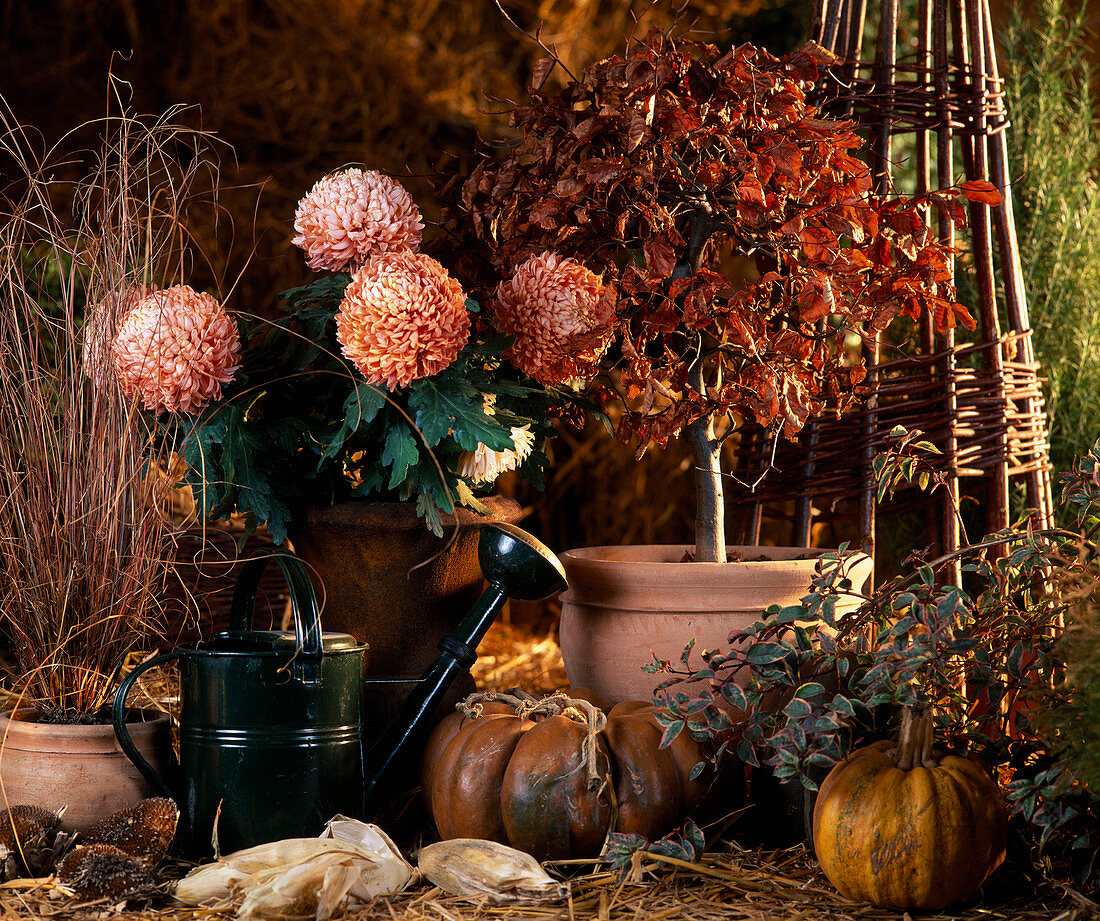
[959,179,1002,206]
[644,236,678,278]
[531,57,556,92]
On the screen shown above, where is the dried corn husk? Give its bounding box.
[317,815,405,859]
[174,830,413,920]
[417,839,569,904]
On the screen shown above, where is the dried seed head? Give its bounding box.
[83,798,179,863]
[58,844,158,901]
[0,806,61,878]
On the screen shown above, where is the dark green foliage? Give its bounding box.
[603,818,705,872]
[165,275,557,543]
[1043,442,1100,811]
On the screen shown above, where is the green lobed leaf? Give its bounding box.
[407,369,514,451]
[317,381,387,467]
[381,421,419,489]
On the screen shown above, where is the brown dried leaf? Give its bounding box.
[577,158,620,182]
[531,57,556,93]
[644,235,677,278]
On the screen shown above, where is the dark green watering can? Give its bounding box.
[113,552,366,856]
[113,522,566,858]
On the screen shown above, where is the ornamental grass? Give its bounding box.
[0,100,228,715]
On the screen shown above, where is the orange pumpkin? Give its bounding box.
[812,703,1007,911]
[421,691,707,861]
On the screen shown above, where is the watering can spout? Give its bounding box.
[362,522,566,813]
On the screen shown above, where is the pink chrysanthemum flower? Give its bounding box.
[336,250,470,389]
[112,285,241,414]
[292,168,424,273]
[457,425,536,485]
[493,252,616,385]
[82,284,158,374]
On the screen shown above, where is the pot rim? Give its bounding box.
[291,495,522,532]
[561,544,871,569]
[0,706,169,727]
[558,544,874,610]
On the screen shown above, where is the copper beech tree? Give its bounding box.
[453,29,997,562]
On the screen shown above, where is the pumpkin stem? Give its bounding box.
[895,701,935,770]
[457,689,538,720]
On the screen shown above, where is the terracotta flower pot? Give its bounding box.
[558,545,873,704]
[0,708,171,832]
[287,497,522,722]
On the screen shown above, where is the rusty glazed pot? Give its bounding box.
[558,545,873,704]
[288,498,522,720]
[0,707,171,832]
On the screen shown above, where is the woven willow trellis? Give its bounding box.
[731,0,1053,574]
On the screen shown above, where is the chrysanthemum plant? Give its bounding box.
[135,169,562,543]
[454,30,998,562]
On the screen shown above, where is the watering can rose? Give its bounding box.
[292,167,424,273]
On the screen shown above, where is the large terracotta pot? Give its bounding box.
[0,708,171,832]
[558,545,873,704]
[287,498,522,722]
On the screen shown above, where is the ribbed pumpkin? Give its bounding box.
[420,690,707,861]
[812,703,1007,911]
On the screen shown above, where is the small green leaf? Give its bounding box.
[317,381,386,466]
[416,490,445,536]
[382,422,419,489]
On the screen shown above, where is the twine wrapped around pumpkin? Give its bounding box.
[459,690,608,792]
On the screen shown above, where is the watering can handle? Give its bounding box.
[229,551,324,683]
[112,652,182,801]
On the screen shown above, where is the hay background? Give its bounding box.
[0,0,808,315]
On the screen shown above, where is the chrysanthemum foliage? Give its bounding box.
[175,273,557,544]
[136,168,563,544]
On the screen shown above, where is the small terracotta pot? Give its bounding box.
[0,708,171,832]
[558,545,873,704]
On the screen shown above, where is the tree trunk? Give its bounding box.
[685,412,725,563]
[677,204,725,562]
